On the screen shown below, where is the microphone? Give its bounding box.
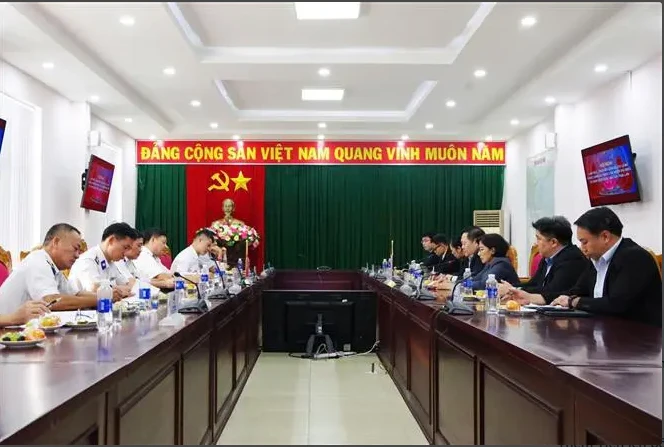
[208,254,229,299]
[173,272,208,313]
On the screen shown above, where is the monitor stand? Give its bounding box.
[305,313,335,357]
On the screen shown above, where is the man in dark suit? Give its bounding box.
[551,207,662,327]
[430,233,459,274]
[499,216,589,304]
[418,232,440,268]
[458,226,485,277]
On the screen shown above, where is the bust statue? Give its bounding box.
[213,198,245,226]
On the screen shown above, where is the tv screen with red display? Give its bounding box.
[80,155,115,212]
[581,135,641,207]
[0,118,6,156]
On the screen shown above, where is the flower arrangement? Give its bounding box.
[207,222,260,249]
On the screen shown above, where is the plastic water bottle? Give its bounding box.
[381,259,387,274]
[199,273,210,299]
[170,279,185,316]
[97,280,113,333]
[139,282,151,311]
[237,258,244,278]
[486,273,499,314]
[462,268,473,297]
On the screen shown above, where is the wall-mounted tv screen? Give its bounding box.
[0,118,6,156]
[581,135,641,207]
[80,154,115,212]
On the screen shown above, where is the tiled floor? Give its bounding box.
[217,353,429,445]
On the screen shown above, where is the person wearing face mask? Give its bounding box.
[499,216,589,304]
[551,207,661,326]
[134,228,176,289]
[68,223,137,300]
[0,223,98,313]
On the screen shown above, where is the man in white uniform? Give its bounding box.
[115,232,143,282]
[134,228,175,289]
[171,228,216,274]
[0,223,97,313]
[68,222,137,300]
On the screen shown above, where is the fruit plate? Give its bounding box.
[39,323,67,333]
[0,339,45,349]
[66,321,98,331]
[503,308,538,317]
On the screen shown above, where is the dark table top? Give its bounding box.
[0,299,231,443]
[559,365,662,421]
[439,310,663,367]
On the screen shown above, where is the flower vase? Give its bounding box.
[221,242,245,268]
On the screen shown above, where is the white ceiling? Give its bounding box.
[0,2,661,141]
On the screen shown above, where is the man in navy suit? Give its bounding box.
[551,207,662,326]
[499,216,589,304]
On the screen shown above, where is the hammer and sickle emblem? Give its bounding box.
[208,170,230,192]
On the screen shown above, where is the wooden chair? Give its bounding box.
[0,245,12,272]
[20,244,43,261]
[644,247,662,278]
[506,245,518,272]
[160,245,173,270]
[0,246,11,287]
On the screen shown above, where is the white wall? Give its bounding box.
[505,54,663,275]
[0,59,137,259]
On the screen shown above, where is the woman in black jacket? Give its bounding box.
[470,233,520,291]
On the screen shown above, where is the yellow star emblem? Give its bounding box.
[230,171,251,192]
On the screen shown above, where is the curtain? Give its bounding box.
[265,165,504,269]
[136,165,187,255]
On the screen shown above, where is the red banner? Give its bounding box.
[185,165,265,271]
[136,140,505,166]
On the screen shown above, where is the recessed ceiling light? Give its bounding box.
[318,68,330,77]
[124,118,133,123]
[163,66,176,76]
[149,135,156,140]
[510,119,519,126]
[232,134,240,140]
[545,96,556,105]
[485,135,493,142]
[520,16,537,28]
[474,69,486,78]
[302,88,344,101]
[190,100,201,107]
[318,122,327,129]
[401,134,409,140]
[89,95,100,103]
[317,134,325,140]
[425,123,434,130]
[119,15,135,26]
[295,2,360,20]
[594,64,608,73]
[42,62,54,69]
[210,122,219,129]
[446,100,456,108]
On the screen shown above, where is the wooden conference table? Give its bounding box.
[0,270,661,445]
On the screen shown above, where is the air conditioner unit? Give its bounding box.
[473,210,511,240]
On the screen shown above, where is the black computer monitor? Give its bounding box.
[262,290,376,354]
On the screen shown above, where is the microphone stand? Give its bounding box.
[209,254,229,299]
[174,272,208,313]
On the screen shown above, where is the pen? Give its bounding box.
[46,298,61,308]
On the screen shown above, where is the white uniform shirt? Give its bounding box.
[0,249,78,314]
[115,258,140,282]
[68,245,128,292]
[134,246,169,279]
[171,246,213,274]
